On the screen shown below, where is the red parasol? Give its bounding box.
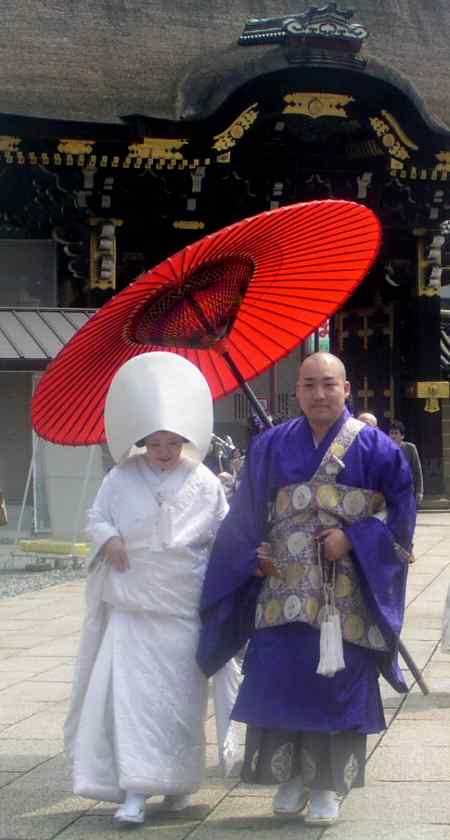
[32,200,381,446]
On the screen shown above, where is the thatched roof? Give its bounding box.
[1,1,450,130]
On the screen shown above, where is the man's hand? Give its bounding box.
[317,528,352,562]
[255,542,281,578]
[104,536,129,572]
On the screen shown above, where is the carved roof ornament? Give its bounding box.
[239,4,367,55]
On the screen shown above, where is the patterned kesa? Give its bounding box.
[255,418,389,651]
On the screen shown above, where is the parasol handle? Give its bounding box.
[398,638,429,695]
[221,351,274,429]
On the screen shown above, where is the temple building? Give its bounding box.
[1,0,450,521]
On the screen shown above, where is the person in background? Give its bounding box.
[357,412,378,428]
[389,420,424,508]
[218,471,236,501]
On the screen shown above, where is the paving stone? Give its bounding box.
[228,783,273,797]
[340,781,450,823]
[205,716,218,744]
[381,719,450,746]
[0,681,71,703]
[0,739,63,771]
[0,655,71,672]
[56,814,202,840]
[368,745,450,781]
[0,770,21,788]
[23,637,81,657]
[0,756,94,839]
[94,780,235,818]
[0,620,38,631]
[0,700,50,727]
[402,628,442,641]
[0,670,41,690]
[0,649,22,660]
[324,823,450,839]
[3,707,66,740]
[29,664,75,684]
[186,796,322,840]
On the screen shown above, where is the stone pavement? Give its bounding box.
[0,512,449,840]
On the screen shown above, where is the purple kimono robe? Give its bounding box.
[197,409,416,735]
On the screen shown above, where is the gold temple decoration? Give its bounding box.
[357,376,374,411]
[415,230,440,297]
[57,139,95,154]
[283,93,354,119]
[173,221,205,230]
[0,136,21,152]
[407,381,449,414]
[381,112,418,150]
[435,151,450,174]
[212,104,259,152]
[127,138,188,160]
[369,114,411,170]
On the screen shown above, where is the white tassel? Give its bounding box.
[316,609,345,678]
[315,539,345,678]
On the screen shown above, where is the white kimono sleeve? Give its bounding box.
[86,470,120,551]
[209,484,245,776]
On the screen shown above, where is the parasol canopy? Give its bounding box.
[32,200,381,446]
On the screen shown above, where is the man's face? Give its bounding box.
[296,356,350,429]
[389,429,404,445]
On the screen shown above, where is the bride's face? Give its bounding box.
[143,430,184,470]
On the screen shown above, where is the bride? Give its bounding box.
[64,352,240,824]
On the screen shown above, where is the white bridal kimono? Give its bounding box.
[64,453,234,802]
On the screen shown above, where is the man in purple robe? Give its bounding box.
[197,352,415,827]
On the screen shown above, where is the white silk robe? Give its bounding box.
[64,454,231,802]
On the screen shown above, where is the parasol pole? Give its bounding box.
[219,349,428,696]
[397,639,429,695]
[220,350,274,429]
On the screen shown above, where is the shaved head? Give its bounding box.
[299,352,347,381]
[358,412,378,428]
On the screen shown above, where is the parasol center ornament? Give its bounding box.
[128,255,254,348]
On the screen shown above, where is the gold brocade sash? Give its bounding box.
[255,417,389,651]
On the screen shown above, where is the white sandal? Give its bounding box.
[273,776,309,815]
[303,789,340,826]
[114,793,146,824]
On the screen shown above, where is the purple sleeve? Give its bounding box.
[197,438,270,676]
[344,433,415,689]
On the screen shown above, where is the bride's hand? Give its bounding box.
[104,536,129,572]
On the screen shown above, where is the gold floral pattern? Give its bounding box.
[335,573,353,598]
[287,531,308,557]
[286,563,306,587]
[265,599,282,625]
[292,484,312,511]
[276,489,290,515]
[342,489,366,516]
[316,484,339,509]
[306,596,320,622]
[284,594,302,620]
[344,614,365,641]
